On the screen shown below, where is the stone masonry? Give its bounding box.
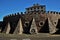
[0,4,60,34]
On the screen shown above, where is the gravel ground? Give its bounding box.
[0,33,60,40]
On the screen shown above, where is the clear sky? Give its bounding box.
[0,0,60,21]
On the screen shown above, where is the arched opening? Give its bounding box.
[39,21,44,26]
[39,19,49,33]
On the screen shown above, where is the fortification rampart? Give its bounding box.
[4,12,24,18]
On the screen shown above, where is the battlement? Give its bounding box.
[1,4,60,35]
[4,11,60,19]
[47,11,60,15]
[4,12,24,18]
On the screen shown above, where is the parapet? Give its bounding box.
[4,12,24,18]
[47,11,60,14]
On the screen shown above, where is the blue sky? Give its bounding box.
[0,0,60,21]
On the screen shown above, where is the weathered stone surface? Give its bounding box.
[1,4,60,34]
[3,22,10,34]
[48,18,57,34]
[30,18,38,34]
[14,18,23,34]
[48,13,58,34]
[6,22,10,34]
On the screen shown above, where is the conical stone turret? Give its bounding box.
[14,18,23,34]
[30,18,38,34]
[3,22,11,34]
[48,18,58,34]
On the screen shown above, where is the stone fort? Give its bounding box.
[0,4,60,34]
